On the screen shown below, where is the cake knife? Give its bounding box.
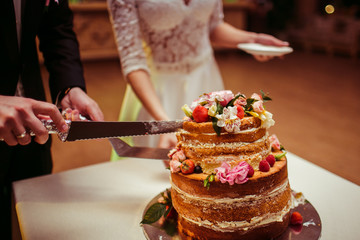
[0,119,184,142]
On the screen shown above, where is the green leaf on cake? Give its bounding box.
[275,151,287,160]
[260,90,272,102]
[216,101,224,114]
[141,202,166,224]
[204,173,216,189]
[212,117,222,136]
[245,98,256,112]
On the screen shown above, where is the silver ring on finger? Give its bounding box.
[16,131,27,139]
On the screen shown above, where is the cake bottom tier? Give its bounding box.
[178,213,290,240]
[171,156,291,240]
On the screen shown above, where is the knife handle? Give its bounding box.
[28,119,71,141]
[0,119,71,142]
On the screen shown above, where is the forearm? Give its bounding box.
[38,0,85,102]
[210,22,257,48]
[210,22,288,49]
[127,70,169,121]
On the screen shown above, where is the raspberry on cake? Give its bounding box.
[168,90,292,240]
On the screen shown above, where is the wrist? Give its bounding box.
[55,87,72,108]
[250,32,259,43]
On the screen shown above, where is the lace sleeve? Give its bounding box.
[107,0,150,79]
[208,0,224,33]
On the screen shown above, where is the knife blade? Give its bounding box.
[109,138,171,160]
[27,119,184,141]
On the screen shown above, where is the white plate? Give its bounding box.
[237,43,293,56]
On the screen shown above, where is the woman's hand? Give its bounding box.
[210,23,289,62]
[253,33,289,47]
[251,33,289,62]
[158,134,177,149]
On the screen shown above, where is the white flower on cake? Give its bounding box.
[181,104,193,118]
[215,106,241,133]
[208,104,217,117]
[260,110,275,128]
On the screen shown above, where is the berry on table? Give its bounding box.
[290,211,303,225]
[165,205,178,220]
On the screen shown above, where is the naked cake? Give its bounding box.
[168,90,292,240]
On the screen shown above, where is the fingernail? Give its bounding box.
[62,124,69,132]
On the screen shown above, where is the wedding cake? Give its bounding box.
[168,90,292,240]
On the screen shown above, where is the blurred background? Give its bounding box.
[40,0,360,185]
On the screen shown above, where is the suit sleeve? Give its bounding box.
[37,0,86,103]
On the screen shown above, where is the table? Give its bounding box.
[13,152,360,240]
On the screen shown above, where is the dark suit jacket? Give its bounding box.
[0,0,87,182]
[0,0,86,101]
[0,2,89,237]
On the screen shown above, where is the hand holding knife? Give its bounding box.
[1,108,182,160]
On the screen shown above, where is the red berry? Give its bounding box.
[180,160,195,174]
[247,165,254,177]
[265,155,276,167]
[192,105,209,123]
[259,160,270,172]
[166,206,178,219]
[290,211,303,225]
[235,104,245,119]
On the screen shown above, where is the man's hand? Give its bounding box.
[60,87,104,121]
[0,95,68,146]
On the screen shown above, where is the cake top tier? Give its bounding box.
[181,90,275,135]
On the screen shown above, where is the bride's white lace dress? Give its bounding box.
[108,0,225,148]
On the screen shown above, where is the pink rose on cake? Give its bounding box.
[190,90,234,109]
[169,149,187,173]
[170,160,182,173]
[215,162,250,185]
[269,134,281,150]
[252,100,264,113]
[234,96,247,107]
[171,149,186,161]
[210,90,234,107]
[251,93,262,101]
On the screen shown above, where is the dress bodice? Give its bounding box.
[108,0,224,76]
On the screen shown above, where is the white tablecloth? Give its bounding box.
[13,152,360,240]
